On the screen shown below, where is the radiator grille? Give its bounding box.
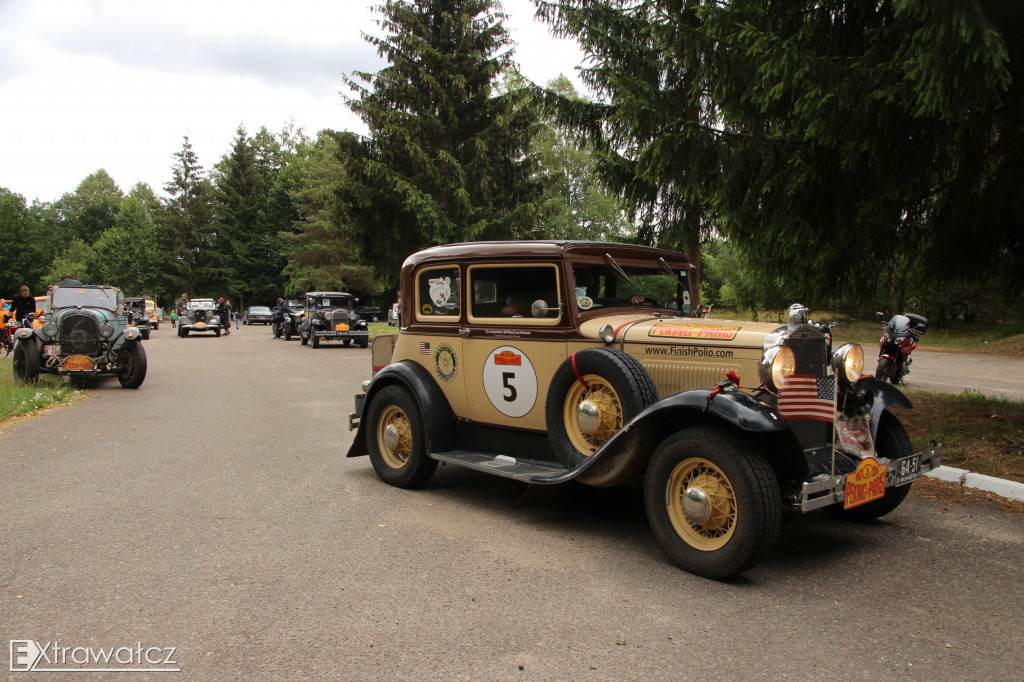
[60,314,100,355]
[640,360,742,398]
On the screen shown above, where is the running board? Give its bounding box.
[431,450,570,484]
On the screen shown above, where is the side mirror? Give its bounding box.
[530,300,561,318]
[875,311,886,323]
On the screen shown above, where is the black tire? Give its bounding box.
[311,331,320,348]
[545,348,657,476]
[342,339,351,347]
[825,411,914,522]
[358,335,369,349]
[117,343,147,389]
[284,325,292,341]
[366,385,438,488]
[215,327,222,338]
[644,426,781,579]
[875,357,893,381]
[178,325,186,337]
[300,330,308,346]
[153,322,159,331]
[12,341,40,383]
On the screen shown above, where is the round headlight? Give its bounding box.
[831,343,864,385]
[759,345,796,392]
[99,323,115,338]
[42,322,58,338]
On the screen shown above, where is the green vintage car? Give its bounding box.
[12,282,147,388]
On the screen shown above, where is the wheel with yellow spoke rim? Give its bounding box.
[562,373,624,454]
[644,426,780,579]
[366,385,438,488]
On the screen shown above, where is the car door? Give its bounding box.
[461,263,568,431]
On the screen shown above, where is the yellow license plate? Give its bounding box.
[335,323,349,331]
[196,322,206,327]
[844,457,887,509]
[63,355,94,371]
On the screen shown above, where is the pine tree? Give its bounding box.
[536,0,1021,310]
[338,0,543,282]
[161,136,215,296]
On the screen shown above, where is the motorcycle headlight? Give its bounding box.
[831,343,864,385]
[758,345,796,392]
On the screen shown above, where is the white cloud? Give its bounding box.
[0,0,587,203]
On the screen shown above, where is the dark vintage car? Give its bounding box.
[12,283,146,388]
[345,241,942,579]
[243,305,273,325]
[124,297,153,340]
[280,300,304,340]
[356,305,383,323]
[178,299,223,337]
[298,292,369,348]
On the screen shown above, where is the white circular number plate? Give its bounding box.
[482,345,537,418]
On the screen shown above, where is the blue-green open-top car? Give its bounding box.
[12,283,147,388]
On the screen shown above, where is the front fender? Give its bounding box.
[346,360,457,458]
[582,387,805,481]
[843,376,912,441]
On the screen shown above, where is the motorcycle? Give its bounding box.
[874,311,929,384]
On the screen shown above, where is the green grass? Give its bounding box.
[0,357,84,422]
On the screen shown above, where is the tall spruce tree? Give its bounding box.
[161,137,215,296]
[536,0,1021,312]
[338,0,543,282]
[212,125,263,304]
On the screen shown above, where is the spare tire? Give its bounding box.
[545,348,657,486]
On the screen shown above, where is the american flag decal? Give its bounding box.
[779,375,836,422]
[419,341,431,355]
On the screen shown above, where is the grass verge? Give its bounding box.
[899,389,1024,485]
[0,357,84,423]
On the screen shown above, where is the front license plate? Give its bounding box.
[844,457,887,510]
[63,355,94,371]
[888,454,922,487]
[45,344,61,356]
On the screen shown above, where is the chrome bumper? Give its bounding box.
[798,444,943,513]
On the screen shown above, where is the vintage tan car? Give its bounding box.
[347,241,941,579]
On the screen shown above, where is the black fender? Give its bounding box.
[584,387,807,482]
[842,376,913,441]
[346,360,457,458]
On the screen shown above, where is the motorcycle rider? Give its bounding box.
[11,285,36,323]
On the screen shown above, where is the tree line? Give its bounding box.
[1,0,1020,322]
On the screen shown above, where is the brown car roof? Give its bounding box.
[402,241,693,269]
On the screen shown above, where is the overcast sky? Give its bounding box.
[0,0,588,204]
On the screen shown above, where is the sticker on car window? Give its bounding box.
[577,296,594,310]
[482,346,537,418]
[428,277,452,307]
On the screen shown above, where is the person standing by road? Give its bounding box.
[272,297,286,338]
[11,285,36,323]
[217,298,231,335]
[175,293,189,317]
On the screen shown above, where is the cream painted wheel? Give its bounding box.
[365,385,438,488]
[562,374,623,455]
[665,457,737,551]
[376,404,412,469]
[644,426,780,579]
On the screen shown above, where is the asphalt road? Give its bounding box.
[2,327,1023,680]
[901,349,1024,401]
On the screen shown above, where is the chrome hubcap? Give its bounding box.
[576,400,601,434]
[682,486,711,524]
[383,424,399,451]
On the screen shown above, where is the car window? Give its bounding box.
[571,262,691,313]
[468,264,561,323]
[417,266,460,320]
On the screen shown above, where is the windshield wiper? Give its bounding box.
[658,257,689,291]
[603,253,639,292]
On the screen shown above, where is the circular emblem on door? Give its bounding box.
[482,345,537,418]
[434,343,458,383]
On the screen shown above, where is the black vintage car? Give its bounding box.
[123,297,152,340]
[298,292,368,348]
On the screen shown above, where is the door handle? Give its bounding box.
[459,328,470,337]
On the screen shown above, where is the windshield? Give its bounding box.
[314,297,351,309]
[250,306,271,314]
[571,262,691,314]
[51,287,119,310]
[188,300,215,311]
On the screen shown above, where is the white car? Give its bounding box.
[387,303,399,326]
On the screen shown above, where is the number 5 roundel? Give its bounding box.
[482,345,538,418]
